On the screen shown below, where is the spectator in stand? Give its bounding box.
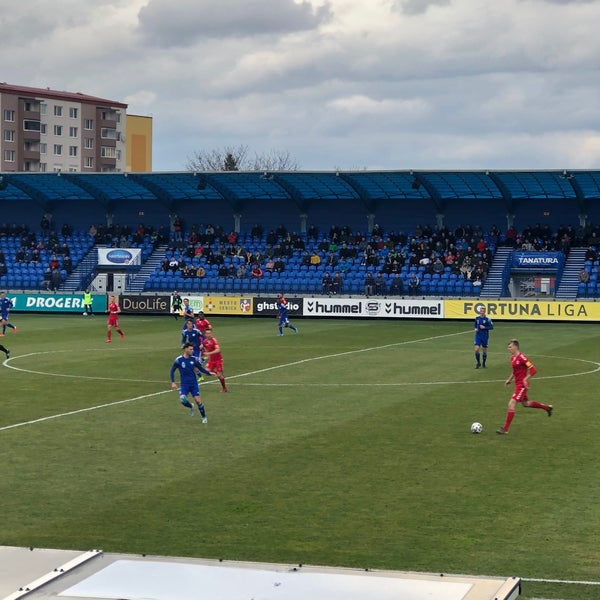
[49,254,60,270]
[227,262,237,277]
[42,267,52,289]
[291,232,305,250]
[338,242,357,260]
[227,230,238,244]
[505,226,517,247]
[585,246,597,262]
[325,252,339,269]
[195,265,206,278]
[389,273,404,296]
[254,249,265,265]
[579,268,590,283]
[338,257,352,274]
[62,255,73,275]
[332,272,343,295]
[275,224,287,239]
[310,251,322,268]
[374,272,387,296]
[251,263,263,278]
[0,261,7,277]
[322,272,333,295]
[273,257,285,273]
[432,258,444,275]
[408,273,420,296]
[183,264,196,278]
[364,272,375,296]
[265,229,278,246]
[250,223,264,239]
[244,249,255,265]
[236,263,247,278]
[318,238,330,253]
[307,224,319,241]
[265,257,275,273]
[301,251,312,267]
[51,267,62,291]
[218,264,228,277]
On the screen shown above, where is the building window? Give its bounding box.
[84,137,94,149]
[69,126,78,137]
[53,166,62,172]
[54,125,63,136]
[54,144,63,156]
[69,146,78,157]
[40,162,47,172]
[101,128,118,140]
[4,130,15,142]
[4,150,15,162]
[54,105,63,116]
[101,146,117,158]
[40,103,47,116]
[69,107,78,118]
[4,109,15,122]
[40,143,47,154]
[68,166,78,172]
[84,156,94,168]
[84,118,93,129]
[24,120,41,131]
[41,123,47,134]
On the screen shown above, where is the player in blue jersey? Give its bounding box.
[182,297,195,324]
[170,342,214,424]
[181,320,203,359]
[276,294,298,336]
[473,305,494,368]
[0,291,17,336]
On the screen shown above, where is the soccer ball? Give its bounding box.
[471,422,483,434]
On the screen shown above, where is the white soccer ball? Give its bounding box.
[471,422,483,434]
[82,312,88,316]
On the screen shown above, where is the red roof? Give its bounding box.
[0,82,127,108]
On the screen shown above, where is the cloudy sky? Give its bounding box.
[2,0,600,172]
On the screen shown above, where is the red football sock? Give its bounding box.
[503,410,515,431]
[527,401,549,410]
[219,377,227,390]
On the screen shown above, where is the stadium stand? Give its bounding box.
[1,170,599,297]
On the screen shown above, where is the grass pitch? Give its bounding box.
[1,314,599,600]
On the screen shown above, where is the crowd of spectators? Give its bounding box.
[0,220,86,291]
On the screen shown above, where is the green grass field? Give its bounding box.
[1,313,600,600]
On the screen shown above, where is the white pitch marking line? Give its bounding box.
[2,330,600,432]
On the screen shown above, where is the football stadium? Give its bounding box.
[2,169,600,600]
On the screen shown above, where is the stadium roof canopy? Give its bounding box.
[1,170,599,207]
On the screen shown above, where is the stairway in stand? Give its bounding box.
[555,247,587,300]
[127,245,168,292]
[480,247,512,298]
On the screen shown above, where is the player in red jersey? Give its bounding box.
[497,339,552,434]
[202,327,227,392]
[194,311,212,336]
[106,295,125,343]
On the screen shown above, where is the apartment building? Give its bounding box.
[0,82,127,173]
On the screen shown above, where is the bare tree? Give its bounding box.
[186,144,300,172]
